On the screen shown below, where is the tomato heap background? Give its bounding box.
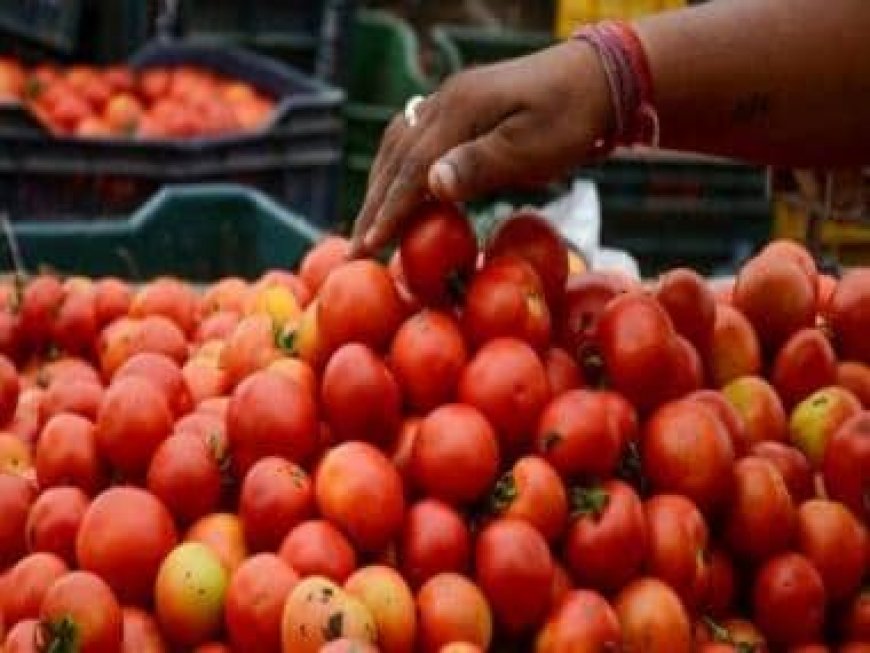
[0,202,868,653]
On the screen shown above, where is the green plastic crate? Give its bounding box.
[430,24,554,73]
[2,184,322,281]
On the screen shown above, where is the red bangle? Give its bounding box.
[573,21,659,151]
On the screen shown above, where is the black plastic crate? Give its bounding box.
[0,0,83,54]
[0,41,345,226]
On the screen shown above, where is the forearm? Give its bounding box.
[636,0,870,166]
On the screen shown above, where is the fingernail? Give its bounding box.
[430,160,458,199]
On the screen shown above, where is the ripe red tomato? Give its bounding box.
[823,411,870,522]
[0,472,36,569]
[839,590,870,641]
[535,590,622,653]
[278,520,357,583]
[121,607,168,653]
[596,292,677,412]
[321,343,401,447]
[705,303,762,388]
[643,399,735,514]
[416,573,493,653]
[837,361,870,408]
[344,565,417,653]
[8,387,44,448]
[542,347,582,395]
[411,404,499,505]
[751,441,814,504]
[19,275,64,350]
[485,210,569,312]
[146,433,223,525]
[694,618,768,653]
[225,554,298,653]
[564,479,647,594]
[795,499,867,601]
[399,499,471,589]
[316,441,405,552]
[93,278,132,327]
[400,202,478,307]
[557,272,623,363]
[114,352,193,418]
[670,335,705,397]
[459,338,550,454]
[39,571,123,653]
[194,311,239,344]
[725,456,796,562]
[136,316,189,367]
[655,267,716,354]
[186,513,248,576]
[76,487,178,605]
[35,413,106,495]
[704,548,737,619]
[25,486,89,567]
[390,310,468,412]
[130,277,198,335]
[227,370,319,476]
[614,577,693,653]
[199,277,248,318]
[240,457,313,553]
[535,389,625,479]
[1,552,68,625]
[462,255,552,350]
[40,378,103,422]
[173,412,228,460]
[826,268,870,365]
[95,376,173,479]
[3,619,39,653]
[298,236,350,294]
[771,328,837,410]
[219,314,281,387]
[475,518,553,633]
[687,389,751,457]
[51,288,98,357]
[488,456,567,542]
[0,354,19,425]
[722,375,788,447]
[752,553,826,647]
[318,260,403,353]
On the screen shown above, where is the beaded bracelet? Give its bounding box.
[574,21,660,152]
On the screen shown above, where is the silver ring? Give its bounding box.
[404,95,426,128]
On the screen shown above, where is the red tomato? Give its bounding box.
[687,389,751,457]
[643,399,735,514]
[316,441,405,552]
[194,311,240,344]
[130,277,197,335]
[0,354,19,425]
[35,413,105,495]
[771,328,838,410]
[35,357,101,388]
[839,590,870,641]
[722,375,788,446]
[704,548,737,619]
[459,338,550,455]
[136,316,189,367]
[390,310,468,412]
[670,335,705,397]
[399,499,471,589]
[535,389,625,479]
[93,279,132,327]
[146,433,223,525]
[535,590,622,653]
[705,304,762,388]
[391,417,420,493]
[542,347,583,395]
[8,387,44,448]
[823,411,870,522]
[475,518,553,633]
[25,486,88,567]
[826,268,870,365]
[485,210,569,312]
[76,487,178,605]
[416,573,493,653]
[318,260,403,353]
[278,520,357,583]
[239,457,313,552]
[399,202,478,307]
[186,513,247,576]
[655,267,716,354]
[219,314,281,387]
[837,361,870,408]
[761,239,818,284]
[596,292,677,412]
[488,456,568,542]
[0,472,36,569]
[4,619,39,653]
[614,577,693,653]
[644,494,711,610]
[183,357,231,405]
[19,275,64,350]
[39,571,123,653]
[557,272,623,364]
[564,479,647,594]
[298,236,351,293]
[725,457,796,562]
[197,277,248,319]
[321,343,401,447]
[227,370,318,476]
[121,607,168,653]
[751,441,814,504]
[51,288,98,356]
[40,378,103,422]
[462,256,551,350]
[411,404,499,505]
[752,553,826,647]
[225,554,298,653]
[795,499,867,601]
[114,352,193,418]
[95,376,173,479]
[694,618,768,653]
[173,412,228,461]
[1,552,68,625]
[344,565,417,653]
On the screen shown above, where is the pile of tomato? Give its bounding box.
[0,56,275,139]
[0,201,868,653]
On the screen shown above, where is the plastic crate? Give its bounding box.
[0,41,345,227]
[0,184,322,280]
[0,0,83,54]
[430,24,554,74]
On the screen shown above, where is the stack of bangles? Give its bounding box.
[573,20,660,155]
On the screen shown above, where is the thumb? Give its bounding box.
[428,128,521,203]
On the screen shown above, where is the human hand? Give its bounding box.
[350,40,614,256]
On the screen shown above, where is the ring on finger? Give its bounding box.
[404,95,426,128]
